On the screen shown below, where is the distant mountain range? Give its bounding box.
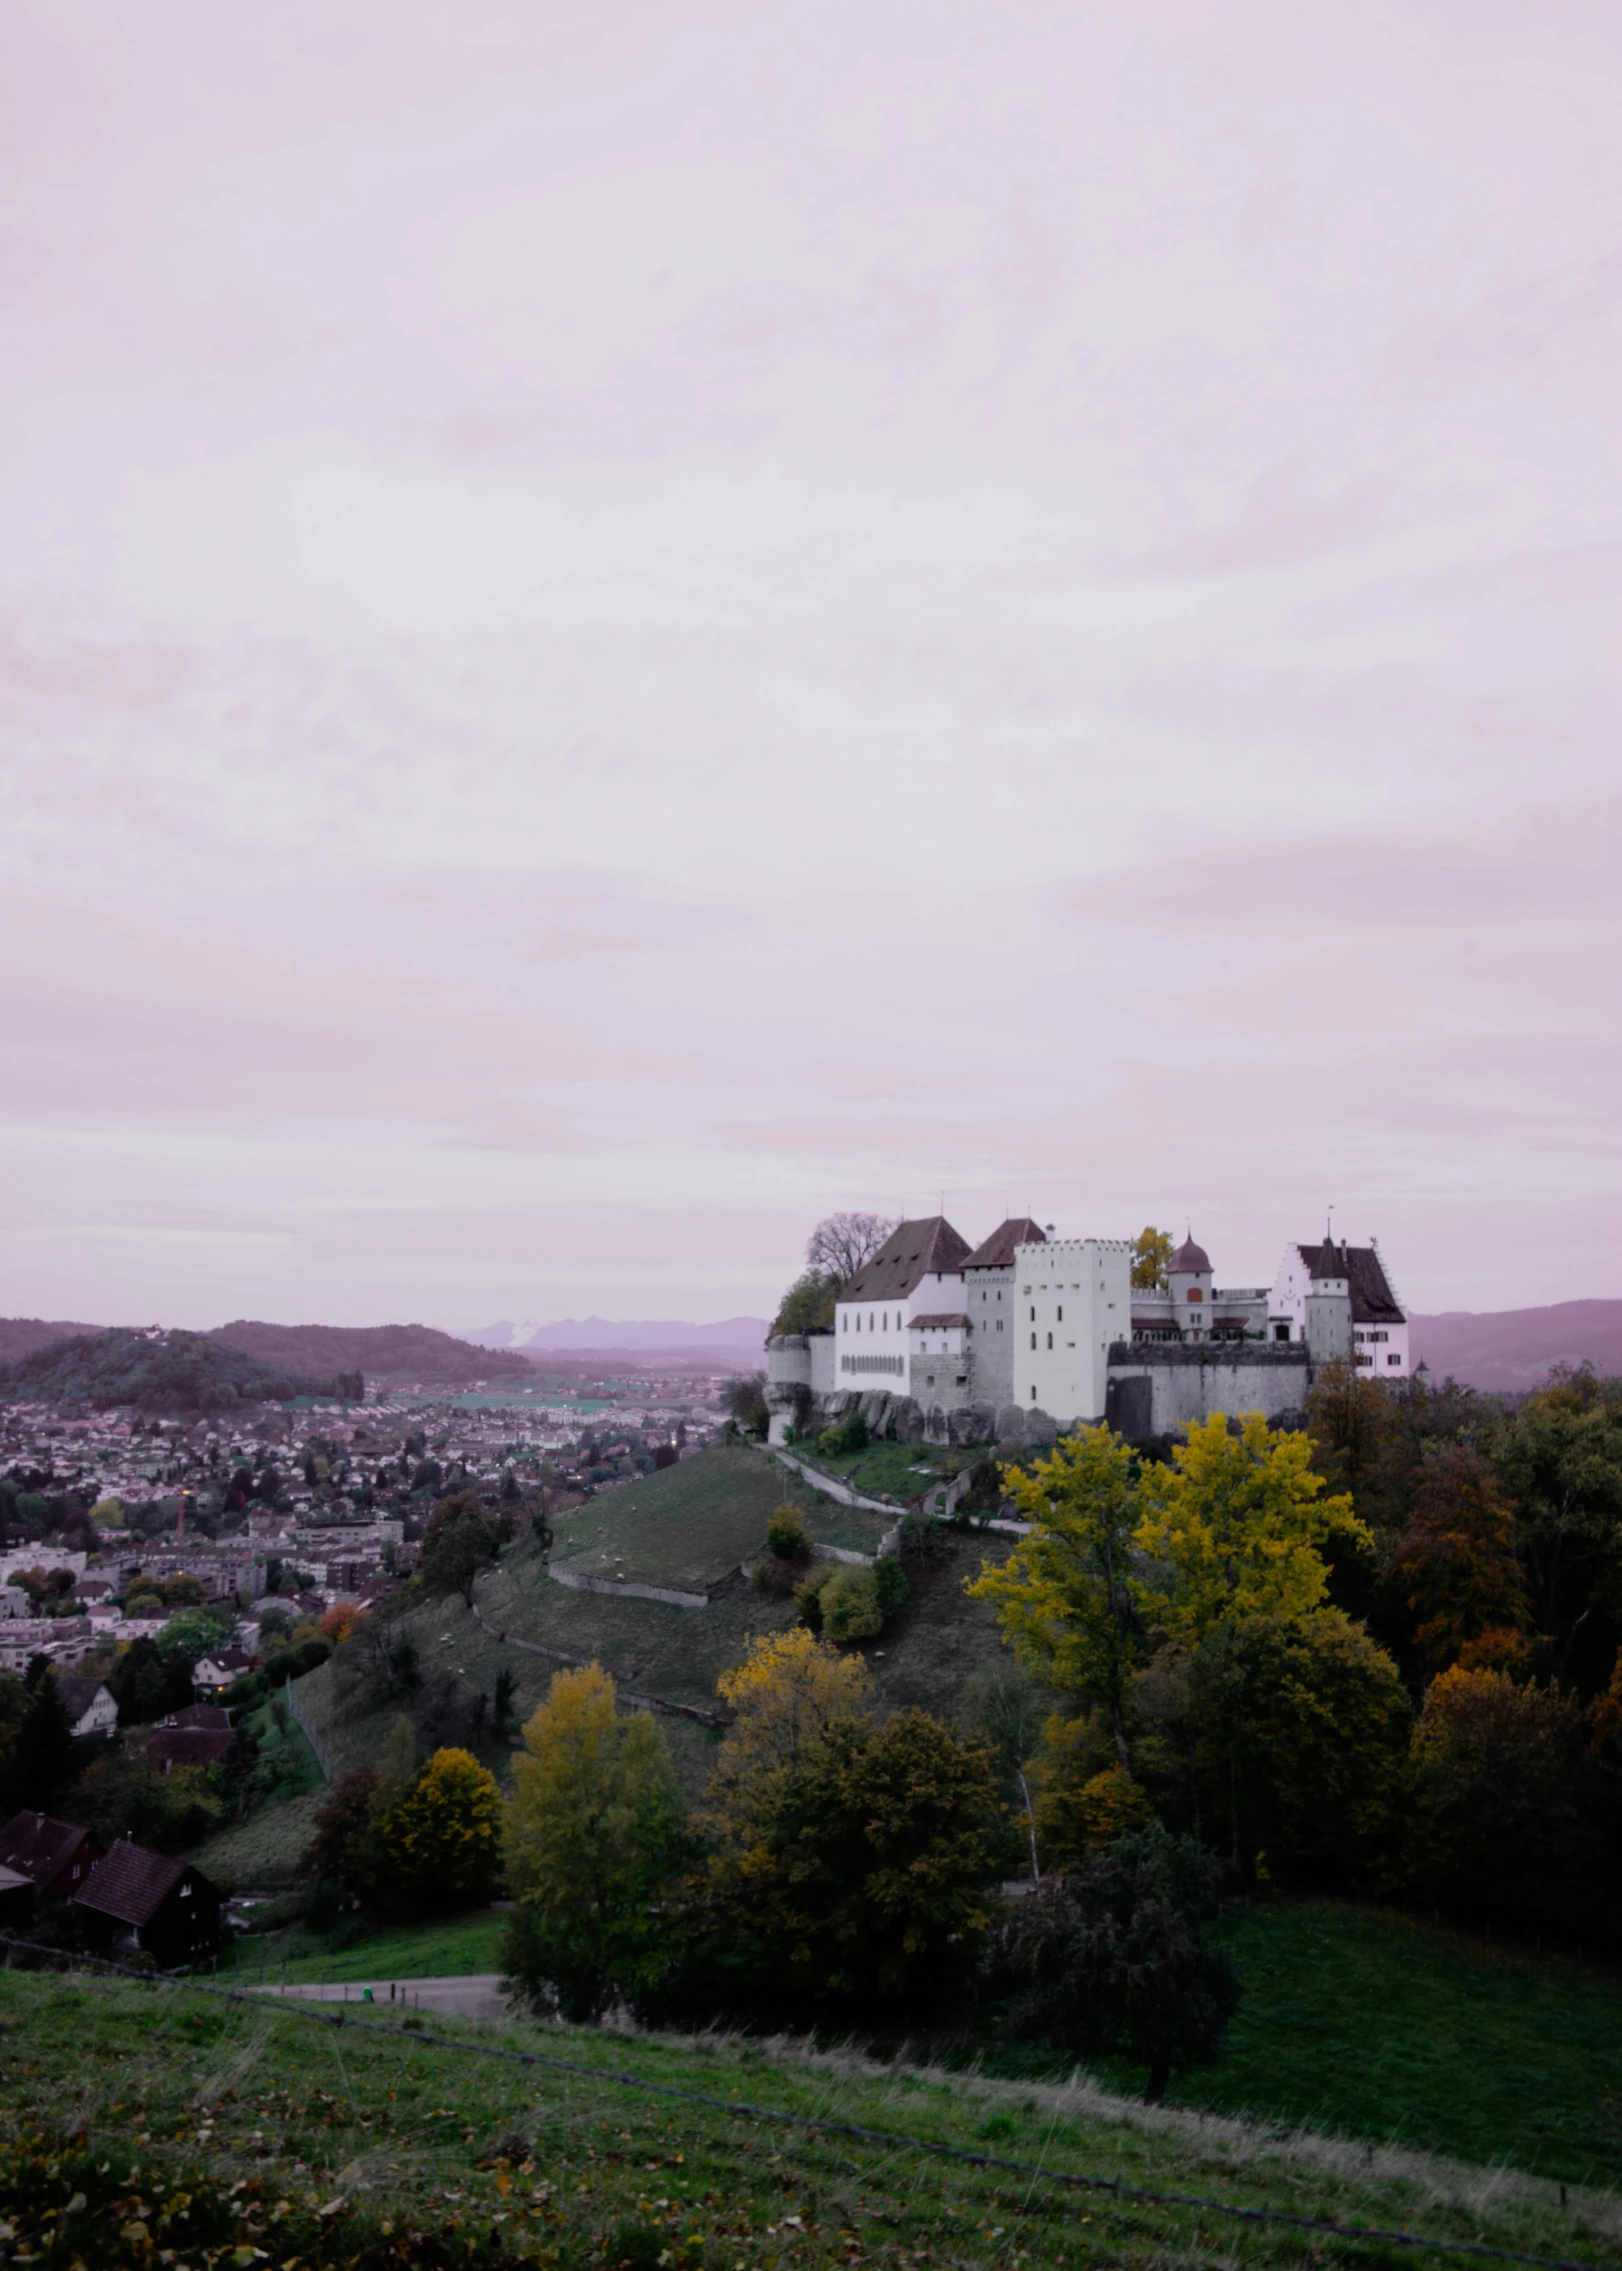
[465,1316,770,1356]
[1409,1302,1622,1393]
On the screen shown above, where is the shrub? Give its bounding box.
[820,1565,883,1645]
[793,1563,838,1630]
[873,1555,908,1622]
[766,1505,810,1561]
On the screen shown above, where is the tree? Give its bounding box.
[380,1747,503,1916]
[993,1822,1240,2103]
[968,1427,1147,1768]
[963,1660,1050,1880]
[1491,1371,1622,1688]
[419,1491,499,1607]
[1408,1665,1592,1928]
[710,1627,871,1798]
[1135,1412,1368,1646]
[298,1765,386,1913]
[1186,1612,1412,1881]
[1389,1445,1530,1673]
[107,1636,194,1726]
[318,1599,369,1646]
[84,1749,223,1852]
[718,1374,769,1437]
[1131,1228,1174,1293]
[770,1271,838,1336]
[805,1212,897,1285]
[0,1666,76,1812]
[697,1709,1003,2024]
[502,1666,685,2021]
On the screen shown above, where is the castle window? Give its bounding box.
[1046,1332,1053,1350]
[1187,1288,1203,1303]
[1057,1305,1063,1322]
[1388,1353,1402,1366]
[1031,1333,1036,1350]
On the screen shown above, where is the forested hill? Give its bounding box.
[0,1317,105,1365]
[0,1328,360,1413]
[1411,1299,1622,1392]
[209,1320,531,1384]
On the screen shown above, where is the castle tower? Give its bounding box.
[1302,1233,1353,1365]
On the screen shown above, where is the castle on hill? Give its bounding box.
[765,1216,1409,1447]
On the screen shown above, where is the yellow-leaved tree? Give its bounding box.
[380,1746,501,1913]
[699,1627,872,1906]
[967,1426,1145,1770]
[1135,1411,1367,1644]
[502,1664,684,2022]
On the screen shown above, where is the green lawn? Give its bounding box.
[550,1445,888,1589]
[227,1905,508,1985]
[2,1968,1609,2271]
[1061,1897,1622,2189]
[785,1437,956,1506]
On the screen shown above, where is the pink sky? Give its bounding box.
[2,0,1619,1330]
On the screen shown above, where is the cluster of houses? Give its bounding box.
[768,1216,1411,1445]
[0,1809,220,1968]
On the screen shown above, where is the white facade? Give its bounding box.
[834,1269,967,1393]
[1014,1237,1133,1422]
[1269,1239,1409,1377]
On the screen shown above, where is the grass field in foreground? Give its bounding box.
[230,1892,1622,2188]
[1,1968,1614,2271]
[1166,1898,1622,2188]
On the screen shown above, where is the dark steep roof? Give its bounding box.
[1295,1242,1405,1325]
[1170,1235,1212,1275]
[0,1812,95,1888]
[75,1840,187,1927]
[841,1217,972,1305]
[909,1313,971,1330]
[55,1676,110,1723]
[963,1218,1047,1271]
[128,1726,234,1772]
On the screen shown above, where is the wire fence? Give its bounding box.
[0,1935,1606,2271]
[283,1672,331,1779]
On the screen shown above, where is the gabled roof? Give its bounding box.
[909,1313,970,1330]
[162,1703,232,1732]
[840,1217,972,1305]
[963,1218,1047,1271]
[0,1811,96,1888]
[75,1839,188,1927]
[129,1726,233,1772]
[55,1676,111,1722]
[1294,1242,1405,1325]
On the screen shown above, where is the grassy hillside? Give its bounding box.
[549,1444,892,1587]
[189,1453,1018,1885]
[3,1968,1613,2271]
[212,1318,533,1384]
[217,1888,1622,2189]
[1028,1898,1622,2189]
